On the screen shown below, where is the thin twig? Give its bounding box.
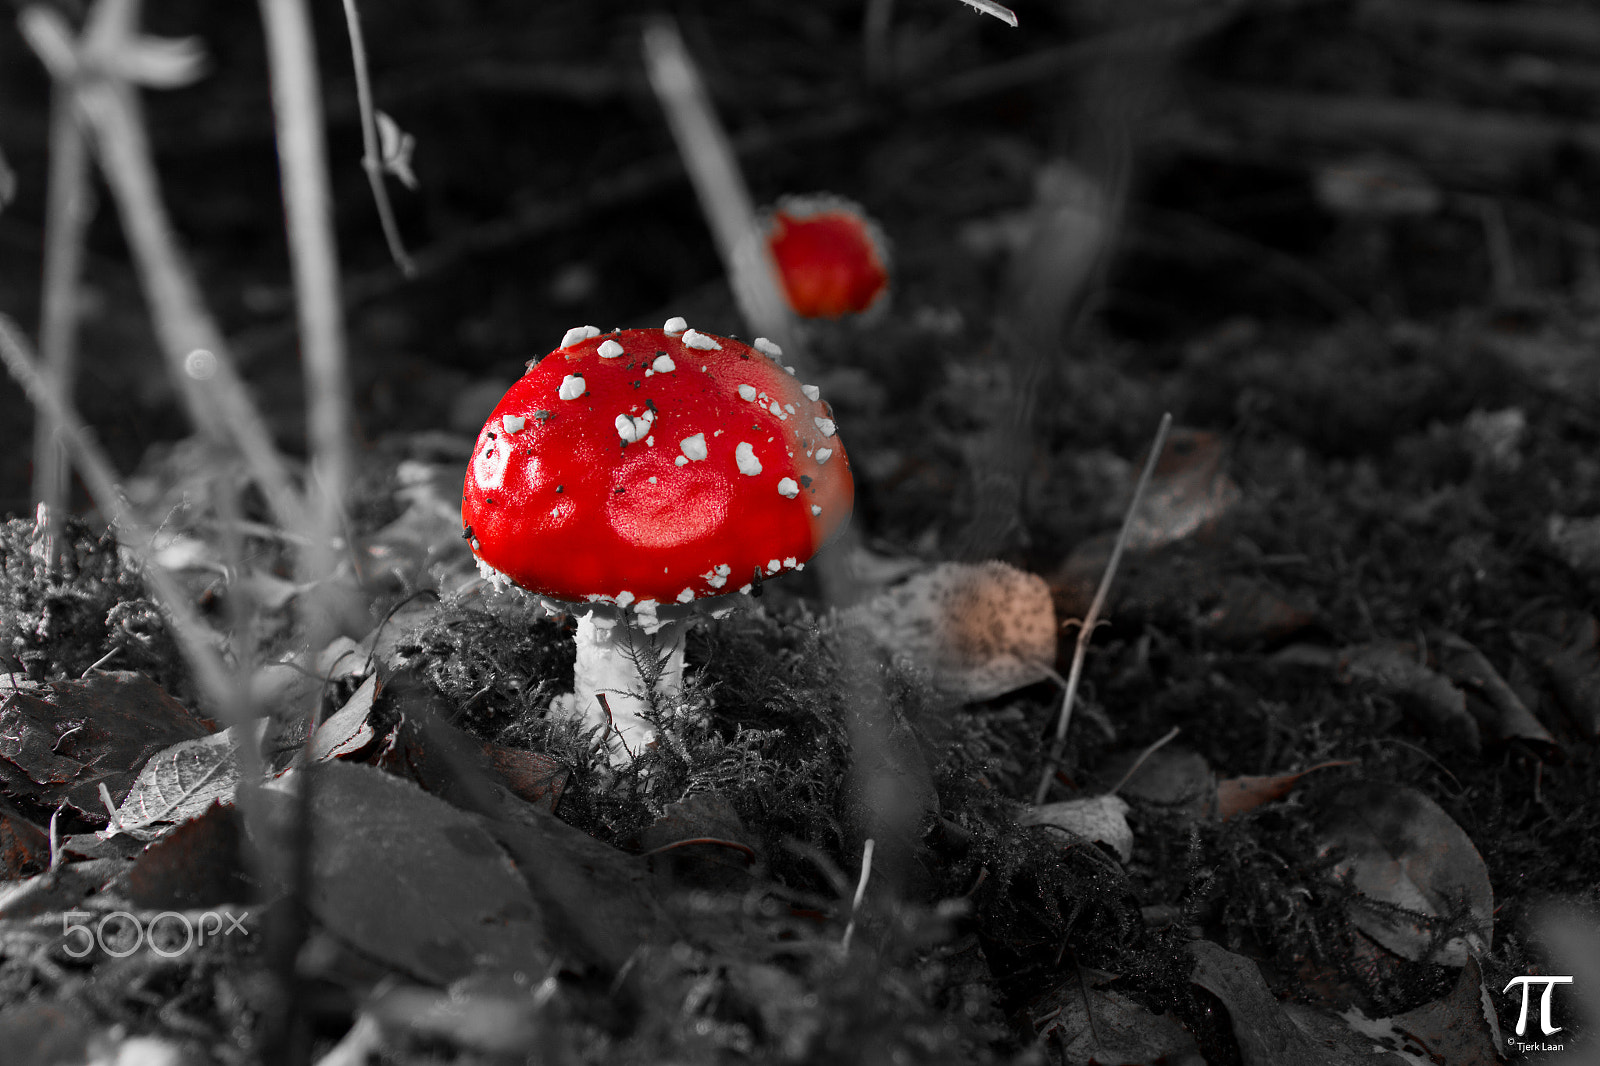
[0,313,239,718]
[840,837,875,953]
[259,0,354,602]
[595,692,634,760]
[339,0,414,275]
[33,84,94,537]
[1107,725,1181,796]
[79,647,121,675]
[1034,412,1174,805]
[639,837,757,862]
[641,16,802,367]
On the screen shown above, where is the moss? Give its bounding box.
[0,512,183,693]
[399,598,880,884]
[393,587,575,740]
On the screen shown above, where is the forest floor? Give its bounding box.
[0,1,1598,1063]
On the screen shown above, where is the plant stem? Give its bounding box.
[255,15,352,1056]
[642,16,803,367]
[1033,412,1173,805]
[339,0,414,275]
[33,87,94,537]
[841,837,875,952]
[70,57,305,532]
[1107,725,1181,796]
[259,0,353,596]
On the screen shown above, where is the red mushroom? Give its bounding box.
[764,194,891,319]
[462,320,854,763]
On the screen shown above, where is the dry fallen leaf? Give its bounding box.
[1315,781,1494,967]
[1215,761,1357,821]
[1031,961,1200,1065]
[842,560,1056,701]
[346,675,654,977]
[1339,956,1501,1066]
[86,1033,191,1066]
[1282,635,1560,755]
[1056,545,1313,648]
[1277,642,1481,749]
[1099,746,1214,820]
[370,668,568,813]
[479,741,568,814]
[309,674,379,762]
[639,792,755,887]
[252,761,553,985]
[1124,428,1243,552]
[1280,1003,1413,1066]
[1189,940,1360,1066]
[111,799,252,909]
[1022,794,1133,862]
[1514,608,1600,738]
[0,672,213,820]
[468,766,662,977]
[0,857,126,921]
[1432,631,1557,755]
[0,797,49,878]
[1337,642,1479,750]
[1196,574,1317,645]
[1099,745,1351,823]
[363,594,445,672]
[102,726,242,841]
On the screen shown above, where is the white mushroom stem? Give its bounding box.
[562,610,691,763]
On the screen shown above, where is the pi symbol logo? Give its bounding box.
[1502,976,1573,1037]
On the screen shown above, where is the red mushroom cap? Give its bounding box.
[462,325,854,606]
[765,194,890,319]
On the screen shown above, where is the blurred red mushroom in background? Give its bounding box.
[461,320,854,763]
[763,194,891,319]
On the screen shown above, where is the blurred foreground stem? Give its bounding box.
[259,0,353,596]
[642,16,802,367]
[20,0,306,533]
[32,88,93,540]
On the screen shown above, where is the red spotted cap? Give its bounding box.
[765,194,890,319]
[462,322,853,607]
